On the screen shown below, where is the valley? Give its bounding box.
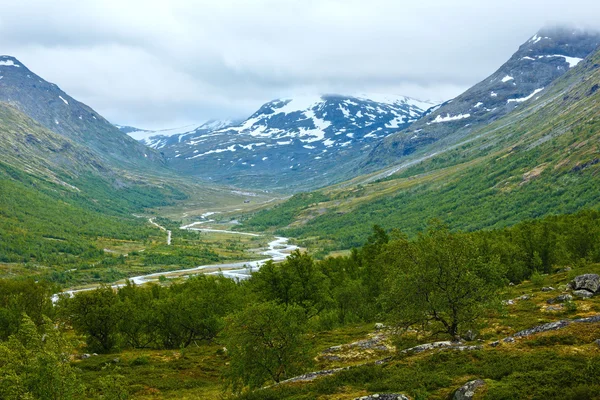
[1,15,600,400]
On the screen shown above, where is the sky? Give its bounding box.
[0,0,599,129]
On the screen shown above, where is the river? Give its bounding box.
[53,221,298,301]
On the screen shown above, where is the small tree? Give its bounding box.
[223,302,311,392]
[0,314,83,399]
[381,223,506,340]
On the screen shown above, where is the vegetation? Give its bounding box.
[240,48,600,254]
[2,208,600,397]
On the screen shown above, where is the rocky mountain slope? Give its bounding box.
[142,94,434,191]
[242,37,600,249]
[0,56,165,170]
[365,27,600,169]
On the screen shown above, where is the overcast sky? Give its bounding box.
[1,0,599,129]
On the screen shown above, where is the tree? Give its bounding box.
[380,223,506,340]
[0,314,83,399]
[223,302,311,392]
[59,286,121,353]
[249,251,330,318]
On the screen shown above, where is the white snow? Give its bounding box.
[0,60,19,67]
[187,144,237,159]
[539,54,583,68]
[521,56,535,61]
[490,92,498,97]
[501,75,514,83]
[323,139,336,147]
[338,104,350,118]
[262,157,268,161]
[507,88,544,104]
[273,96,323,115]
[429,113,471,124]
[58,95,69,105]
[126,123,201,141]
[303,145,316,149]
[238,143,266,150]
[474,102,484,108]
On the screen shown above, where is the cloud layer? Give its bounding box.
[1,0,599,128]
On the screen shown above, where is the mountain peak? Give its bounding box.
[0,56,23,68]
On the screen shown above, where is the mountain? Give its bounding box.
[365,27,600,169]
[118,120,236,144]
[241,36,600,250]
[150,94,435,191]
[0,56,165,170]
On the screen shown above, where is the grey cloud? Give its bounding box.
[0,0,599,128]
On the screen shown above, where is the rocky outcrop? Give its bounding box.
[573,290,594,299]
[355,394,409,400]
[570,274,600,294]
[400,341,482,354]
[454,379,486,400]
[547,294,573,304]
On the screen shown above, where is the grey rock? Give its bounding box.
[519,294,532,301]
[454,379,486,400]
[573,289,594,299]
[463,330,478,341]
[547,294,573,304]
[401,341,454,354]
[546,305,564,311]
[575,315,600,323]
[513,320,571,337]
[490,341,500,347]
[374,323,386,330]
[571,274,600,293]
[541,287,555,292]
[112,357,120,363]
[594,339,600,347]
[81,354,91,359]
[355,394,409,400]
[503,337,515,343]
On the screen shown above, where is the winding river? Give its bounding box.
[53,221,298,300]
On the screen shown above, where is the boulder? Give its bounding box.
[454,379,486,400]
[571,274,600,293]
[375,323,386,330]
[355,394,409,400]
[594,339,600,347]
[573,290,594,299]
[541,287,555,292]
[547,294,573,304]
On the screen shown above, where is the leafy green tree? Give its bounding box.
[250,251,331,318]
[223,302,311,392]
[59,286,121,353]
[381,223,506,339]
[154,276,239,348]
[0,314,83,399]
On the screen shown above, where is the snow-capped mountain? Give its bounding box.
[367,27,600,167]
[149,94,436,191]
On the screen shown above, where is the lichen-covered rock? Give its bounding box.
[573,290,594,299]
[355,394,409,400]
[454,379,486,400]
[547,294,573,304]
[570,274,600,293]
[513,320,571,337]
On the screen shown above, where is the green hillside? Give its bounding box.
[241,46,600,252]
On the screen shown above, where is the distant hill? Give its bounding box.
[0,56,165,170]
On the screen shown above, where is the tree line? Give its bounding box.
[2,209,600,396]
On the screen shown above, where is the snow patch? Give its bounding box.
[59,95,69,105]
[507,88,544,104]
[0,60,19,67]
[429,113,471,124]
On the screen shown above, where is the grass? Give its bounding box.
[59,261,600,399]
